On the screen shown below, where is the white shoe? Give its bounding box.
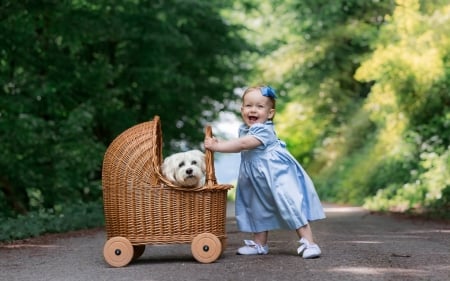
[237,240,269,255]
[297,238,321,259]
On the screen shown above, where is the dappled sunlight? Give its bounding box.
[340,240,383,244]
[326,266,426,276]
[340,230,450,241]
[404,229,450,234]
[323,205,367,213]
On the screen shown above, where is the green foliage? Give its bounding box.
[0,201,104,242]
[305,0,450,214]
[245,0,450,218]
[2,0,449,241]
[0,0,251,223]
[225,0,398,206]
[364,148,450,215]
[354,0,450,215]
[428,185,450,219]
[227,185,237,202]
[258,0,393,168]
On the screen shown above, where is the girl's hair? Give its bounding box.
[242,86,276,109]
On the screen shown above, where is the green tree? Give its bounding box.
[241,0,394,162]
[0,0,251,216]
[233,0,448,215]
[256,0,450,213]
[355,0,450,213]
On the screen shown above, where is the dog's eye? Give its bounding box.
[191,160,197,165]
[178,161,185,168]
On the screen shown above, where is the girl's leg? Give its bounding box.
[296,223,321,258]
[254,231,268,245]
[296,224,315,244]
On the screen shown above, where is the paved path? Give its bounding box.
[1,203,449,281]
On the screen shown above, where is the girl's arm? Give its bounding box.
[204,135,262,153]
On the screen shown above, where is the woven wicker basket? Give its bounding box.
[102,115,233,267]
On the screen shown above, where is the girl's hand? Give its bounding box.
[204,136,218,151]
[205,135,261,153]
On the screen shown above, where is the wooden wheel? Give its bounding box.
[133,245,146,260]
[191,233,222,264]
[103,237,134,267]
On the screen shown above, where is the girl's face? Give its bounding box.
[240,89,275,127]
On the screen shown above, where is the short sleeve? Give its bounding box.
[248,123,277,148]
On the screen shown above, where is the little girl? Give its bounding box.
[204,85,325,258]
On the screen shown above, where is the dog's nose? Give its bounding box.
[186,168,193,175]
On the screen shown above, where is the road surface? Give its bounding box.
[1,203,449,281]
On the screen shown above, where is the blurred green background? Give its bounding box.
[1,0,449,241]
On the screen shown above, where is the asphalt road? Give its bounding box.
[1,203,449,281]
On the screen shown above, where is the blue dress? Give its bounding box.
[235,121,326,233]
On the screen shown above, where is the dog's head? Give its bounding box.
[161,149,206,188]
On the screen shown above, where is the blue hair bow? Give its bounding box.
[261,86,277,99]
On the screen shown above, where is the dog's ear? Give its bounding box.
[192,150,206,172]
[161,155,176,182]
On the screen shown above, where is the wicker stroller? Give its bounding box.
[102,116,233,267]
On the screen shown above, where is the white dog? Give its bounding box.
[161,150,206,188]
